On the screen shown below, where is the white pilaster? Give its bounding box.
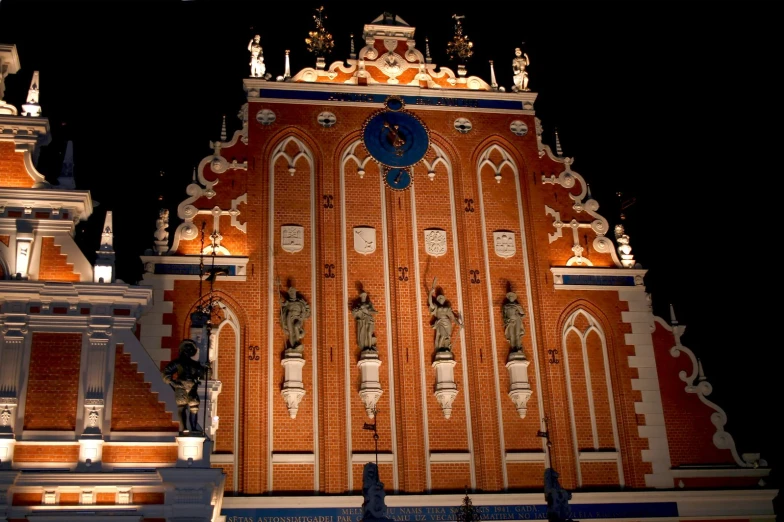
[432,353,458,419]
[618,290,673,489]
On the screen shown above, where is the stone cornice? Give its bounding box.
[0,115,51,147]
[0,187,93,221]
[0,281,153,309]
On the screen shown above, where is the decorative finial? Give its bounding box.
[697,358,706,382]
[586,182,593,201]
[305,6,334,58]
[669,303,678,325]
[446,14,473,64]
[220,115,227,141]
[349,33,356,59]
[554,128,563,157]
[21,71,41,117]
[489,60,498,90]
[425,37,432,63]
[284,50,291,80]
[93,210,116,283]
[57,140,76,190]
[192,167,197,182]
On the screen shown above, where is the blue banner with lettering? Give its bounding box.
[256,89,524,111]
[223,502,677,522]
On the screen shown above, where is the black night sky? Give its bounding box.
[1,0,779,492]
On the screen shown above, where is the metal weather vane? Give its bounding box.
[446,14,474,63]
[305,6,335,58]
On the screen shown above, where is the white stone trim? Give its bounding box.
[351,453,394,464]
[378,154,400,491]
[408,180,432,491]
[267,136,318,492]
[579,451,620,462]
[429,452,471,463]
[671,467,770,478]
[439,141,476,488]
[271,453,315,464]
[618,291,673,489]
[245,78,537,105]
[339,139,399,491]
[211,453,235,464]
[658,315,763,469]
[0,188,92,221]
[505,452,546,463]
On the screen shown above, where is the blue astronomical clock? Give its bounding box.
[362,96,430,190]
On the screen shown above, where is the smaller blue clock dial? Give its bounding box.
[385,168,412,191]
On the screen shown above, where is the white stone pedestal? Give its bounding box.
[281,353,306,419]
[433,352,458,419]
[506,352,533,418]
[358,349,383,418]
[176,435,212,468]
[77,438,104,471]
[0,437,15,469]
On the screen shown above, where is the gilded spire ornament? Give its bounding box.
[305,6,335,58]
[446,14,473,64]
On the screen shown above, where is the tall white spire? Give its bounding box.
[220,115,227,141]
[57,140,76,189]
[554,128,563,157]
[94,210,115,283]
[21,71,41,117]
[284,50,291,80]
[489,60,498,90]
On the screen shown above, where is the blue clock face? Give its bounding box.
[362,110,430,168]
[384,168,412,191]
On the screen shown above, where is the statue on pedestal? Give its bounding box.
[248,35,266,78]
[428,278,463,353]
[512,47,530,92]
[161,339,211,434]
[279,282,311,354]
[352,291,378,351]
[502,291,526,353]
[153,208,170,254]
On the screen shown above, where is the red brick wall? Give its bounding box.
[215,323,237,453]
[653,323,736,466]
[13,444,79,462]
[37,237,80,282]
[157,99,746,496]
[11,493,42,506]
[430,463,471,491]
[273,464,314,491]
[102,445,177,463]
[24,332,82,430]
[0,141,33,187]
[111,344,179,432]
[133,492,165,504]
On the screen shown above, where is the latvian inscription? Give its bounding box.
[223,501,677,522]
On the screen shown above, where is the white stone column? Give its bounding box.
[506,351,533,418]
[432,351,458,419]
[357,350,383,418]
[0,312,29,467]
[281,353,306,419]
[77,321,112,470]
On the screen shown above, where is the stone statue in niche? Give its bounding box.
[502,291,526,354]
[428,278,463,353]
[161,339,211,434]
[512,47,530,92]
[352,290,378,351]
[362,462,390,521]
[278,281,311,354]
[544,468,574,522]
[248,35,266,78]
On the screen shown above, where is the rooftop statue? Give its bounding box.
[512,47,530,92]
[248,35,266,78]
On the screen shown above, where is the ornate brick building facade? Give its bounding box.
[0,13,776,522]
